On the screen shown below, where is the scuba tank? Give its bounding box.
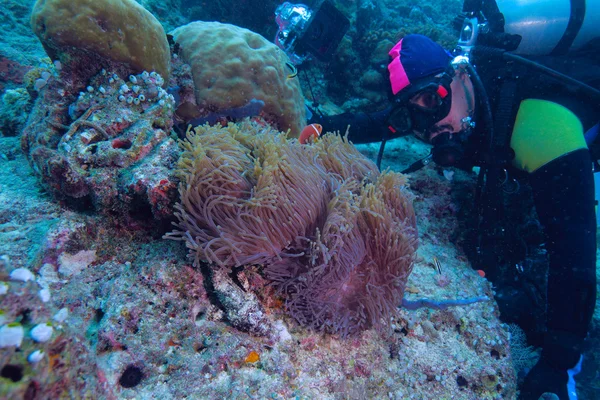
[458,0,600,56]
[498,0,600,55]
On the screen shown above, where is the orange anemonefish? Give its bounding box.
[299,123,322,144]
[476,270,486,278]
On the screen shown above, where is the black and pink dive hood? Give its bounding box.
[387,34,453,96]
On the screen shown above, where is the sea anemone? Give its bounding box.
[267,173,417,335]
[166,121,417,335]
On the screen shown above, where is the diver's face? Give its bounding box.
[424,71,475,143]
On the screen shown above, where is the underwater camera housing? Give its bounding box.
[275,0,349,65]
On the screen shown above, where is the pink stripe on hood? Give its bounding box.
[388,39,410,95]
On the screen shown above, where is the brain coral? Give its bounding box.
[170,22,306,136]
[167,121,418,335]
[30,0,170,84]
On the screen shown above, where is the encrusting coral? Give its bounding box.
[166,121,418,335]
[21,67,178,220]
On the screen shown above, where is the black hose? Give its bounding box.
[465,61,495,246]
[466,62,494,153]
[302,69,321,111]
[376,138,386,170]
[505,52,600,99]
[472,46,600,100]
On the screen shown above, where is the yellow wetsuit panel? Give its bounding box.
[510,99,586,173]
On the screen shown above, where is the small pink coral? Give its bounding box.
[435,273,451,288]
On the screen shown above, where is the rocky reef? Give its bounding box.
[0,130,518,399]
[18,2,308,220]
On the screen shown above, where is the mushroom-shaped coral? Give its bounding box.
[30,0,170,87]
[170,22,306,136]
[166,121,418,335]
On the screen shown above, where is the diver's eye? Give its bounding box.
[410,90,442,110]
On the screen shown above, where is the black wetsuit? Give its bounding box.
[310,55,598,378]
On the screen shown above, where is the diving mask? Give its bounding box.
[386,72,453,139]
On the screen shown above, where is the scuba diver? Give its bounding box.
[279,1,599,399]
